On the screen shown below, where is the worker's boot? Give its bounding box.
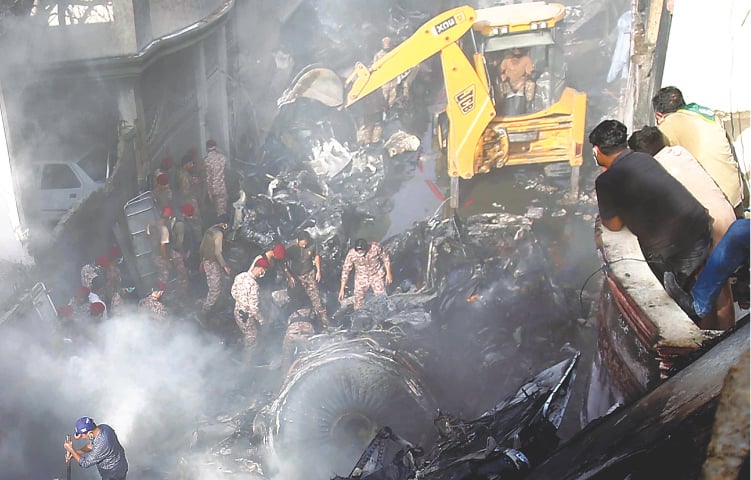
[663,272,700,322]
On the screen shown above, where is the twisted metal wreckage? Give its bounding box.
[179,202,581,479]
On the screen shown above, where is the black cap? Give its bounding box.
[297,231,312,242]
[217,213,230,225]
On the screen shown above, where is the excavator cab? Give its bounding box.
[468,2,587,197]
[484,33,567,117]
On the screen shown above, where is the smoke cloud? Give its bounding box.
[0,312,244,479]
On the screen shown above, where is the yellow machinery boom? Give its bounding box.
[344,6,497,205]
[281,3,587,207]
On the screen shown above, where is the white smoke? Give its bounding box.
[0,312,243,479]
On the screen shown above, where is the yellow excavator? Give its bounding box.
[278,2,587,207]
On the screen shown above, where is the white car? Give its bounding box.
[25,147,111,223]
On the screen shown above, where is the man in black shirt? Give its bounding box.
[591,119,712,290]
[286,231,329,326]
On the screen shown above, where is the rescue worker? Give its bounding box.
[139,281,167,320]
[107,246,135,294]
[204,139,228,217]
[147,206,188,297]
[339,238,393,309]
[356,37,394,146]
[187,145,209,223]
[252,243,291,286]
[164,205,189,297]
[653,86,744,214]
[64,416,128,480]
[231,257,269,363]
[97,254,121,306]
[177,154,203,227]
[373,36,398,110]
[153,172,173,209]
[147,209,170,283]
[285,231,328,326]
[199,213,232,313]
[281,306,316,372]
[153,156,174,189]
[181,203,202,274]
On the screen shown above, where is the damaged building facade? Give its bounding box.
[0,0,296,295]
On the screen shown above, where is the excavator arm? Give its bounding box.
[344,5,478,106]
[345,5,495,207]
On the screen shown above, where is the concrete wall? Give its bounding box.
[0,0,228,67]
[2,1,137,65]
[143,0,222,47]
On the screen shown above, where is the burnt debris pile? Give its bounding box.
[184,211,578,479]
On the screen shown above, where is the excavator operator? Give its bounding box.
[497,47,536,115]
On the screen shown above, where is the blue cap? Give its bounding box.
[75,417,96,435]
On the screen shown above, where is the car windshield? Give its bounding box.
[77,148,109,182]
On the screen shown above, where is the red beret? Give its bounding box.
[181,203,195,217]
[272,244,286,260]
[74,285,90,299]
[90,302,106,315]
[108,246,122,259]
[155,281,167,291]
[96,255,110,268]
[156,173,169,186]
[161,156,173,170]
[162,205,173,218]
[57,304,74,318]
[255,257,270,269]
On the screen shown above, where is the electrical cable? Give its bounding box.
[577,257,648,318]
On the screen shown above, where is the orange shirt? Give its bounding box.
[500,55,534,92]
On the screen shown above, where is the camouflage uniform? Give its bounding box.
[148,219,188,297]
[177,167,203,227]
[286,242,328,325]
[373,47,398,110]
[341,242,391,309]
[231,271,262,351]
[199,224,229,310]
[167,216,189,296]
[281,308,315,371]
[80,264,100,289]
[297,270,327,324]
[148,222,172,283]
[139,294,166,320]
[204,149,227,216]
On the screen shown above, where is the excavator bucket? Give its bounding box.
[277,65,345,108]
